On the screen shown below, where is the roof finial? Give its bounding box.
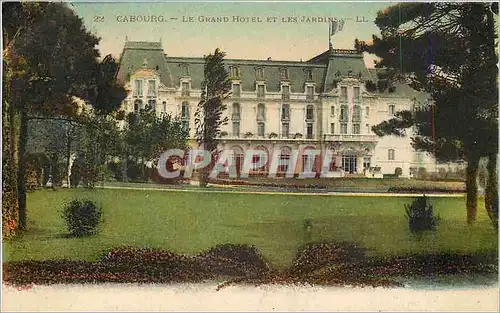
[125,35,128,42]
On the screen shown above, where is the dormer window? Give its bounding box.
[353,87,360,101]
[279,68,289,80]
[304,68,313,81]
[255,67,264,80]
[229,65,240,78]
[180,63,190,77]
[340,86,347,102]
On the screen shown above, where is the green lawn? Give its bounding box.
[3,189,496,268]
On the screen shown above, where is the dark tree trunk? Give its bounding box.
[17,109,28,230]
[485,152,498,229]
[466,152,480,224]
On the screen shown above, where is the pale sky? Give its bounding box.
[71,1,394,67]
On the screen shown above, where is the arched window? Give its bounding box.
[257,103,265,121]
[162,101,167,113]
[146,99,156,111]
[365,106,370,117]
[388,149,395,160]
[306,105,314,120]
[134,99,142,112]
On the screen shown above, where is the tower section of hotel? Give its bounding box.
[116,40,437,178]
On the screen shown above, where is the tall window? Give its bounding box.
[306,105,314,120]
[181,102,190,119]
[305,68,313,81]
[181,82,190,96]
[280,68,289,80]
[330,105,335,116]
[388,104,395,115]
[282,85,290,100]
[146,99,156,111]
[232,103,241,120]
[257,84,265,98]
[352,105,361,122]
[257,103,265,121]
[255,67,264,80]
[388,149,395,160]
[363,157,371,170]
[306,86,314,100]
[340,105,348,122]
[232,121,240,137]
[232,84,241,98]
[180,63,190,76]
[330,123,335,134]
[257,122,265,137]
[340,86,347,101]
[148,80,156,97]
[281,103,290,120]
[282,122,290,138]
[134,79,143,97]
[353,87,360,101]
[352,123,360,134]
[134,99,142,112]
[230,65,240,78]
[340,123,348,134]
[365,106,370,117]
[306,123,313,139]
[366,123,370,134]
[182,120,189,132]
[162,101,167,114]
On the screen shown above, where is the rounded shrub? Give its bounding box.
[62,199,102,237]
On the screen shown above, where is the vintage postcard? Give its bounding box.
[2,1,499,311]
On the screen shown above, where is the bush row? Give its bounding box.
[4,242,497,287]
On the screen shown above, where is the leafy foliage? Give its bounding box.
[61,199,102,237]
[357,3,498,223]
[405,196,439,232]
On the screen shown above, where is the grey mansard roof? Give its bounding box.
[117,41,377,94]
[117,41,174,88]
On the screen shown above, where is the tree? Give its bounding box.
[194,48,231,187]
[3,3,124,231]
[121,108,188,182]
[356,3,498,225]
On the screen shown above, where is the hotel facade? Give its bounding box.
[116,40,440,178]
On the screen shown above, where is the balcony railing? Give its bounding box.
[257,114,266,121]
[231,113,241,120]
[324,134,377,142]
[281,113,290,121]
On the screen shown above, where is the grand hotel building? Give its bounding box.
[116,40,439,177]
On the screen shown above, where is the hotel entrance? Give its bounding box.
[342,154,357,174]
